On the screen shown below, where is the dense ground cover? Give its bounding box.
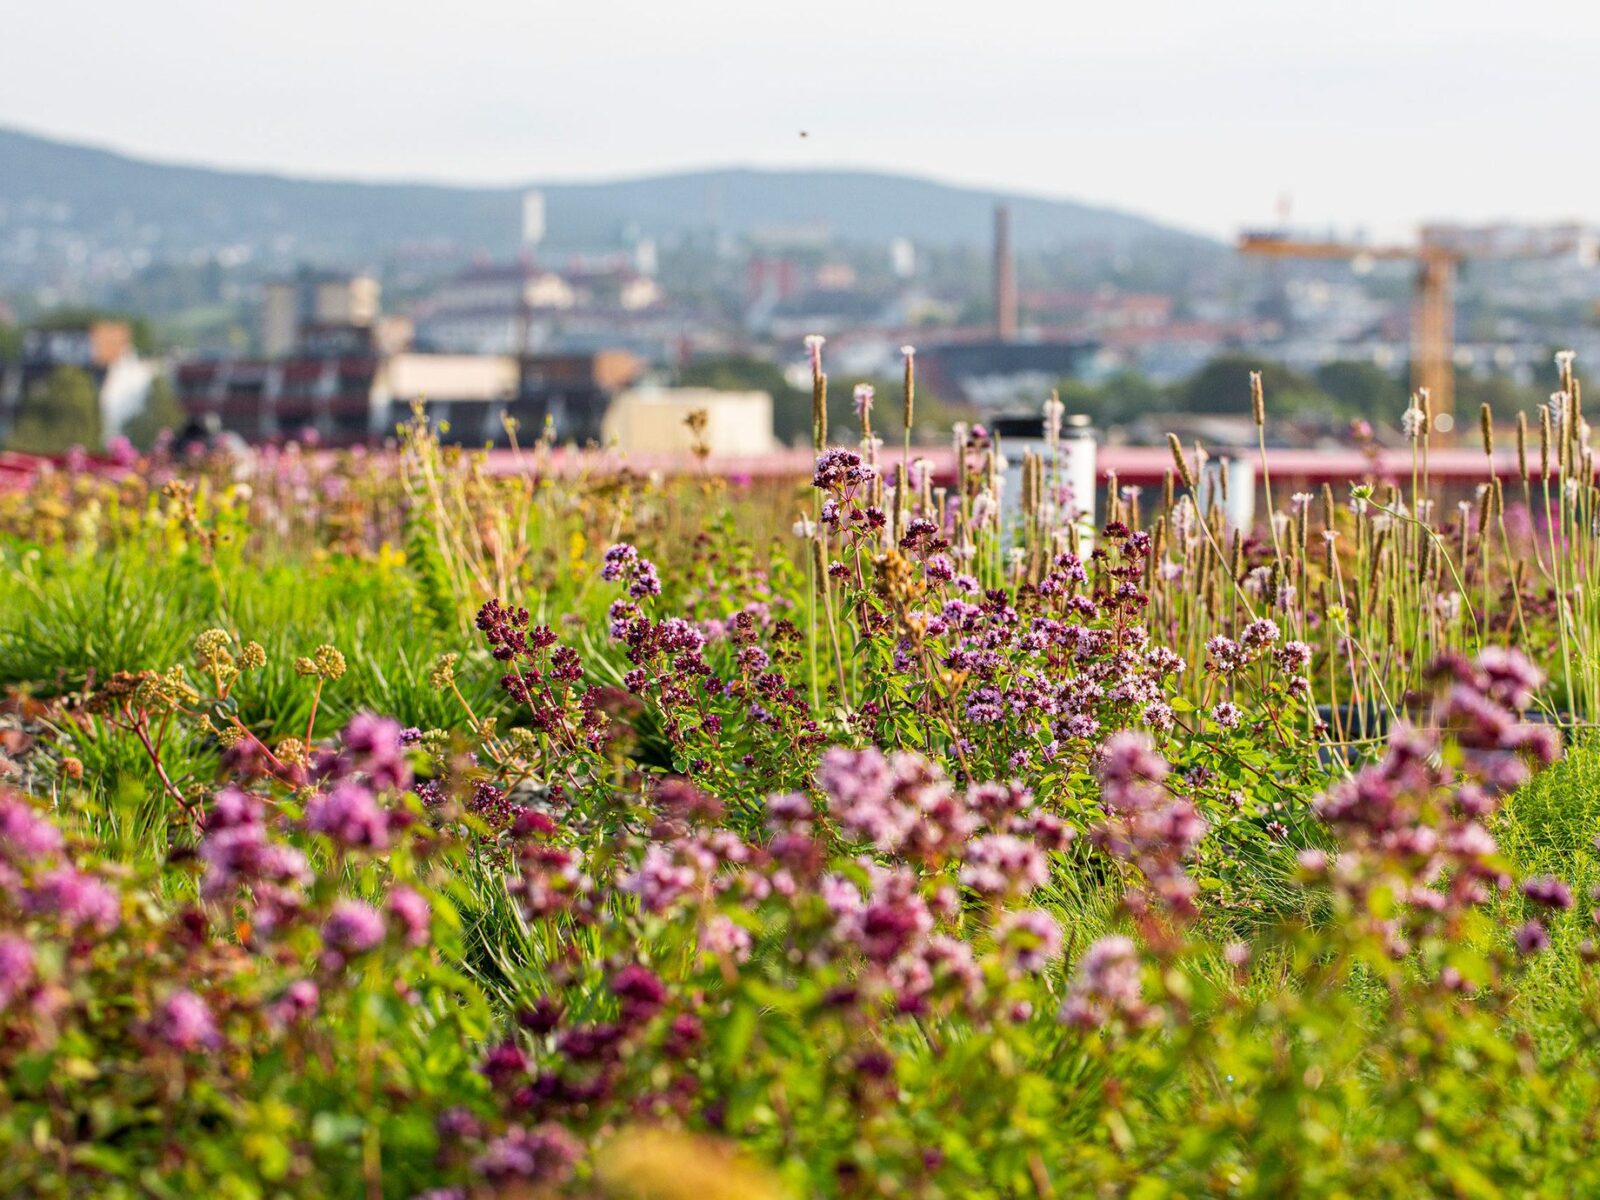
[3,369,1600,1197]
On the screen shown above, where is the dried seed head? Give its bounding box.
[1480,403,1494,457]
[1167,434,1196,490]
[312,644,346,681]
[812,371,828,452]
[1516,411,1528,483]
[430,652,459,690]
[193,628,233,668]
[1541,406,1552,480]
[902,345,916,431]
[1250,371,1265,428]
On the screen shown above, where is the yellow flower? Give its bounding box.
[595,1128,788,1200]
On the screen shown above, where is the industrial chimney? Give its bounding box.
[994,203,1017,342]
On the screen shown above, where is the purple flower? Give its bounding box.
[342,711,402,758]
[473,1123,580,1184]
[322,900,386,958]
[600,543,638,581]
[305,783,391,850]
[700,914,753,963]
[1142,700,1176,732]
[0,934,36,1008]
[341,712,412,792]
[1205,636,1243,674]
[610,963,668,1024]
[812,447,875,493]
[479,1039,529,1088]
[1098,731,1169,804]
[834,867,933,965]
[30,866,119,931]
[387,886,432,946]
[1522,875,1574,910]
[1278,641,1313,673]
[853,383,875,419]
[0,797,63,860]
[621,845,698,914]
[965,687,1005,724]
[199,799,310,905]
[993,908,1062,975]
[1060,936,1146,1028]
[1476,646,1544,711]
[960,834,1048,898]
[1240,618,1281,653]
[153,990,221,1051]
[1514,919,1550,955]
[1212,701,1241,730]
[268,979,320,1026]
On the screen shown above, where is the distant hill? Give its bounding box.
[0,125,1218,266]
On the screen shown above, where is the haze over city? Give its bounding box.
[3,0,1598,238]
[6,0,1600,464]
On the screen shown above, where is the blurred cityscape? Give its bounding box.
[4,124,1600,457]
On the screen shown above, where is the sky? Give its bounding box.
[3,0,1598,240]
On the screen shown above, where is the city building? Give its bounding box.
[262,270,381,357]
[601,386,775,456]
[1020,289,1174,332]
[176,326,521,446]
[0,318,155,438]
[412,259,661,355]
[512,350,645,444]
[918,338,1096,409]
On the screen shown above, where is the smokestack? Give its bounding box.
[994,203,1017,342]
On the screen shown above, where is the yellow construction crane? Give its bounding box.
[1239,224,1595,432]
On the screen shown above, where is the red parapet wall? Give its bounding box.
[0,444,1528,496]
[472,445,1524,488]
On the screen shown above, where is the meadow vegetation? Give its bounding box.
[2,349,1599,1196]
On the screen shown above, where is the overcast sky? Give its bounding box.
[2,0,1596,240]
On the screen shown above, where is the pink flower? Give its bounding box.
[1522,875,1574,910]
[993,908,1062,975]
[0,797,63,861]
[622,845,699,914]
[700,914,753,964]
[153,990,221,1051]
[1060,936,1146,1029]
[30,866,119,932]
[341,712,411,792]
[473,1124,581,1183]
[853,383,875,420]
[305,782,391,850]
[0,934,36,1009]
[1514,919,1550,955]
[387,886,432,945]
[322,900,385,957]
[960,834,1047,898]
[268,979,320,1026]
